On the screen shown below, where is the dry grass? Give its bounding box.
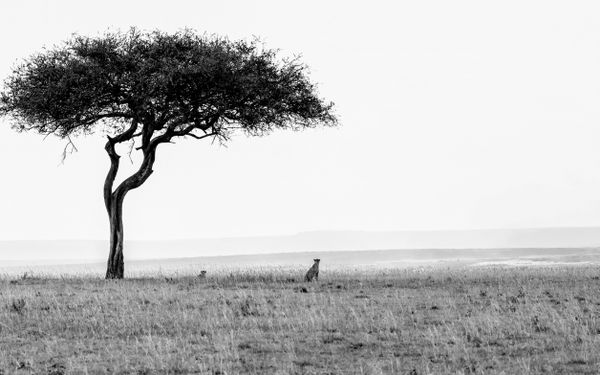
[1,265,600,374]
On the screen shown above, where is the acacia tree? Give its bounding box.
[0,29,336,278]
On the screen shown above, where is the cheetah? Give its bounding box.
[304,259,320,282]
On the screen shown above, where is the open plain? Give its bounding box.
[1,265,600,374]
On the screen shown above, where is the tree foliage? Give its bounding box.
[0,28,336,145]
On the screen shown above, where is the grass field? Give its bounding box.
[1,265,600,374]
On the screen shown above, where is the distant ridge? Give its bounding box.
[129,246,600,266]
[1,227,600,262]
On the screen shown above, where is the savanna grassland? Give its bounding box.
[1,266,600,374]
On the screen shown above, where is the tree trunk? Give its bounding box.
[105,195,125,279]
[102,121,157,279]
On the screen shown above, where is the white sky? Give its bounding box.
[0,0,600,241]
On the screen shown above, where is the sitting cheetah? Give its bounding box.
[198,270,207,279]
[304,259,320,282]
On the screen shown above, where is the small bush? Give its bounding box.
[10,298,26,314]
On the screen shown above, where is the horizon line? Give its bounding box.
[2,225,600,242]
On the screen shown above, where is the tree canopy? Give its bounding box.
[0,28,336,146]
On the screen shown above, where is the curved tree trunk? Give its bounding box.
[103,126,156,279]
[104,136,124,279]
[101,119,175,279]
[106,195,125,279]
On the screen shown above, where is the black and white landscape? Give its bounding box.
[1,1,600,374]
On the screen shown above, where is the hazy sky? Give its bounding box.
[0,1,599,241]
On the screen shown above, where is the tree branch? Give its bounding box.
[59,135,78,164]
[126,139,135,164]
[108,119,139,144]
[79,112,133,126]
[113,120,219,202]
[104,119,139,211]
[186,132,215,140]
[104,138,120,212]
[112,150,156,201]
